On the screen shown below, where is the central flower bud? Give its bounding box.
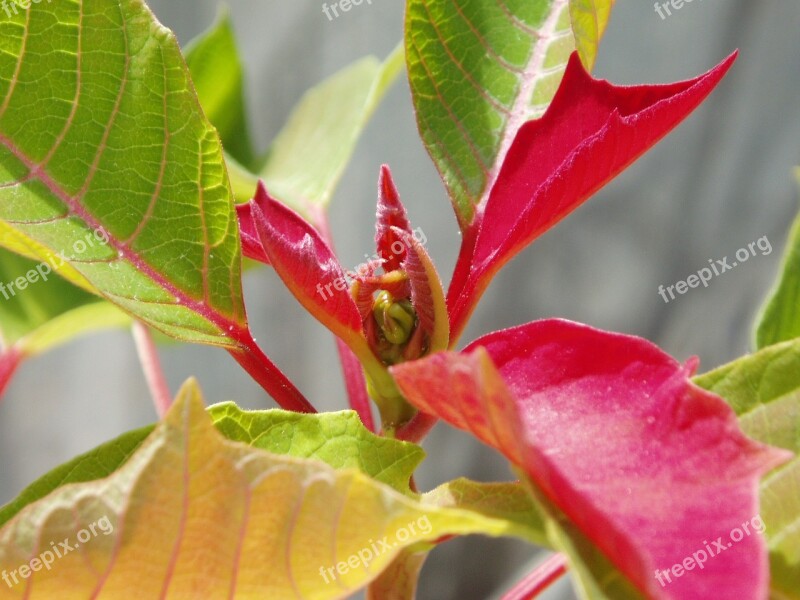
[352,265,428,368]
[347,165,450,430]
[373,291,415,345]
[367,286,427,366]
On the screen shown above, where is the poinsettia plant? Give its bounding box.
[0,0,798,598]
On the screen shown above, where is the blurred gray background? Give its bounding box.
[1,1,799,598]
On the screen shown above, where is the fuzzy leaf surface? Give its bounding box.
[208,402,424,494]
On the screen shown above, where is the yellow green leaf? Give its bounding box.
[0,380,541,599]
[569,0,616,70]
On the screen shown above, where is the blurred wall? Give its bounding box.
[1,1,799,598]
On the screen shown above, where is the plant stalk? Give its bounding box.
[132,321,173,418]
[500,553,569,600]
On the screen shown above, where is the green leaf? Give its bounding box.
[0,424,152,528]
[0,0,246,349]
[695,341,800,598]
[406,0,615,228]
[421,478,548,547]
[569,0,616,70]
[227,151,262,204]
[185,7,256,168]
[0,381,539,598]
[0,221,97,294]
[362,479,551,598]
[207,402,424,494]
[216,46,404,209]
[755,169,800,349]
[257,45,404,215]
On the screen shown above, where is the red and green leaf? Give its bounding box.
[392,319,790,599]
[0,0,313,412]
[406,0,616,229]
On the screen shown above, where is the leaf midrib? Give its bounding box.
[478,0,569,220]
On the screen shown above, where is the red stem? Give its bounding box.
[132,321,173,418]
[395,410,438,443]
[229,334,316,413]
[500,554,569,600]
[446,218,481,347]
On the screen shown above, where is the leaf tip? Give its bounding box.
[167,377,207,421]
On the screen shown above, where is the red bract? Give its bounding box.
[236,201,271,265]
[391,320,791,599]
[447,51,738,341]
[376,165,413,272]
[247,183,364,349]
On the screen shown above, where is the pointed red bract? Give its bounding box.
[395,227,436,337]
[248,183,364,347]
[448,52,737,338]
[235,201,271,265]
[392,319,790,599]
[375,165,413,272]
